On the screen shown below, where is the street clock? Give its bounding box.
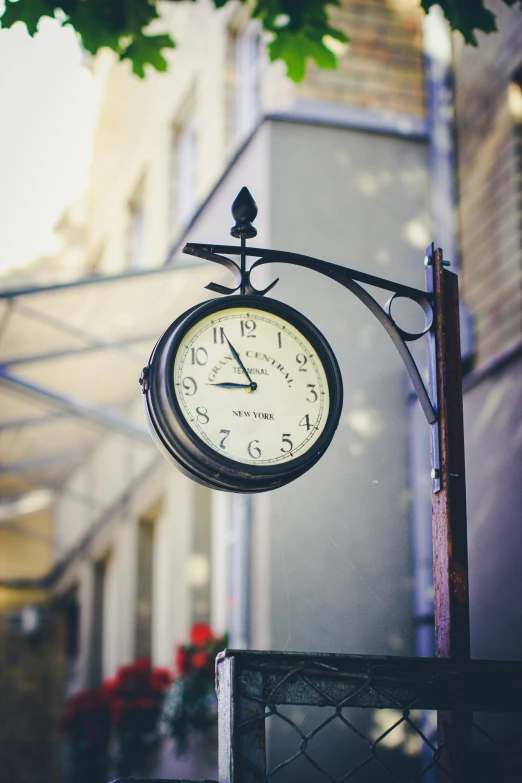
[141,186,437,494]
[141,293,343,493]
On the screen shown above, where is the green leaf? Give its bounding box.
[2,0,520,82]
[64,0,128,54]
[1,0,57,35]
[421,0,497,45]
[253,0,337,31]
[212,0,246,8]
[268,24,342,82]
[120,32,175,78]
[254,0,348,82]
[324,26,350,43]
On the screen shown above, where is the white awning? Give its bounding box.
[0,260,225,499]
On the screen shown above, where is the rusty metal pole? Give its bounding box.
[426,245,472,781]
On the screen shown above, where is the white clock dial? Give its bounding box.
[173,307,330,465]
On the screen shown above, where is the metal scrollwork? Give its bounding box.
[182,187,438,427]
[384,292,434,342]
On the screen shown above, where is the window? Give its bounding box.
[235,23,262,141]
[226,20,263,148]
[169,103,198,236]
[508,68,522,210]
[508,68,522,122]
[64,592,80,662]
[127,180,146,268]
[135,515,156,659]
[177,117,197,225]
[90,558,106,685]
[61,587,81,693]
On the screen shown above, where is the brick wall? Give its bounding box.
[454,0,522,366]
[296,0,425,118]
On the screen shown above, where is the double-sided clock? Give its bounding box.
[141,294,343,493]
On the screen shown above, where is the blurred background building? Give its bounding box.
[0,0,520,780]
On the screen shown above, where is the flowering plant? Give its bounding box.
[161,623,227,754]
[60,657,172,780]
[108,656,172,727]
[59,685,112,783]
[107,656,172,775]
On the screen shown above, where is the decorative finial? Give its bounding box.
[230,187,258,239]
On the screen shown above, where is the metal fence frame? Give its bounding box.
[216,649,522,782]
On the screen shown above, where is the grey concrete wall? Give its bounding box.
[175,117,432,661]
[263,120,431,657]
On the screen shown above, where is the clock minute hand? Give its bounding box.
[224,334,257,391]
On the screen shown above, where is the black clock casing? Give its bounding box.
[142,295,343,493]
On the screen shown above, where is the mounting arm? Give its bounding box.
[183,242,437,428]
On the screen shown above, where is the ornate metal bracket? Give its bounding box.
[183,187,441,486]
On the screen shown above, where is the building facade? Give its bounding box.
[452,0,522,662]
[0,1,521,780]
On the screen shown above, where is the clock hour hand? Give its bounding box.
[224,334,257,391]
[207,382,252,389]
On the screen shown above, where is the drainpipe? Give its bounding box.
[423,6,475,366]
[423,7,458,265]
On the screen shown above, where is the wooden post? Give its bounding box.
[427,246,472,781]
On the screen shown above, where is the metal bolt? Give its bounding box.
[425,256,451,267]
[139,367,149,393]
[431,468,440,479]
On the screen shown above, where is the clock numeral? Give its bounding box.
[277,331,282,349]
[247,440,261,459]
[296,353,308,371]
[299,414,313,431]
[196,406,209,424]
[219,429,230,449]
[240,319,257,338]
[182,377,197,396]
[280,434,293,453]
[306,384,318,403]
[213,327,226,344]
[191,347,208,366]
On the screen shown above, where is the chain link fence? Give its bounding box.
[216,650,522,782]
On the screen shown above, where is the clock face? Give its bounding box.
[144,295,342,492]
[173,307,330,466]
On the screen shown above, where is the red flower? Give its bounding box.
[80,718,97,746]
[190,623,213,646]
[60,657,173,749]
[112,656,153,695]
[111,697,130,725]
[59,685,111,735]
[176,645,192,676]
[135,655,152,675]
[104,677,116,693]
[136,696,157,710]
[192,651,209,670]
[151,668,172,692]
[111,664,134,693]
